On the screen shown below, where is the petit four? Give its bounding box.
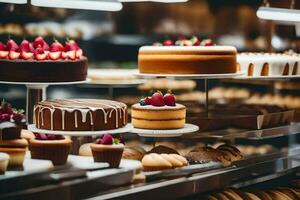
[0,138,28,167]
[29,133,72,165]
[90,134,124,168]
[122,146,146,161]
[148,145,179,155]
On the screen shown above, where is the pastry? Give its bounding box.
[0,100,26,140]
[0,37,88,82]
[122,146,146,161]
[238,53,299,77]
[21,129,35,141]
[267,190,293,200]
[251,191,272,200]
[142,153,187,171]
[138,37,237,75]
[148,145,179,155]
[185,147,231,166]
[217,144,243,162]
[0,152,9,174]
[34,99,128,131]
[131,92,186,129]
[0,138,28,167]
[29,133,72,165]
[276,188,300,199]
[90,134,124,168]
[79,143,93,157]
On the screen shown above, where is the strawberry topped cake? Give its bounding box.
[0,36,87,82]
[138,36,237,75]
[131,92,186,129]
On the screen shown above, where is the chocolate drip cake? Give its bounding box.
[34,99,128,131]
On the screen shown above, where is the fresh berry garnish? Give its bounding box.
[95,138,102,144]
[0,42,6,51]
[190,36,200,46]
[35,133,48,140]
[144,96,152,105]
[34,47,48,60]
[19,40,33,52]
[64,40,80,51]
[0,102,13,115]
[46,134,56,140]
[152,42,162,46]
[50,40,64,52]
[75,49,83,59]
[8,51,20,60]
[0,51,8,59]
[21,51,33,60]
[49,51,61,60]
[151,92,165,106]
[67,50,76,60]
[0,113,10,121]
[100,134,113,145]
[33,36,49,51]
[163,93,176,106]
[12,113,24,122]
[201,39,214,46]
[6,39,19,51]
[139,98,147,106]
[163,39,173,46]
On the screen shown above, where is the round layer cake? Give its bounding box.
[0,57,88,82]
[131,103,186,129]
[138,46,237,74]
[34,99,128,131]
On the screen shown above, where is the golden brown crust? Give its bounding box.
[142,153,187,171]
[0,138,28,147]
[123,146,146,161]
[29,138,72,146]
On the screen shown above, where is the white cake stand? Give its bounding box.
[129,123,199,137]
[0,80,89,124]
[234,74,300,80]
[27,124,132,136]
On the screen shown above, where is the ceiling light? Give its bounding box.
[257,6,300,23]
[0,0,27,4]
[31,0,122,11]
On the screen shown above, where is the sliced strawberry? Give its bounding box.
[34,48,48,61]
[0,42,6,51]
[67,50,76,60]
[49,51,61,60]
[61,51,68,59]
[21,51,33,60]
[6,39,19,51]
[33,36,49,51]
[50,40,64,52]
[75,49,83,59]
[65,40,79,51]
[0,51,9,59]
[8,51,20,60]
[19,40,31,52]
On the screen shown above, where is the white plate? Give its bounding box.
[134,72,244,79]
[235,74,300,80]
[86,79,147,87]
[27,124,132,136]
[130,123,199,137]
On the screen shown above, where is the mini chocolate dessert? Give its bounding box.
[90,134,124,168]
[29,133,72,165]
[148,145,179,155]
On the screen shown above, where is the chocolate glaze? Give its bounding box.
[0,57,88,82]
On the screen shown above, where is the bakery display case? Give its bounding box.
[1,0,300,200]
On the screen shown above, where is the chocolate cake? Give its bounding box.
[34,99,128,131]
[0,57,88,82]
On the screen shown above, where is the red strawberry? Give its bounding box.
[65,40,79,51]
[0,113,10,121]
[0,51,8,59]
[6,39,19,52]
[50,41,64,52]
[67,50,76,60]
[33,36,49,51]
[34,48,48,61]
[35,133,48,140]
[151,92,165,106]
[12,113,24,122]
[190,36,200,46]
[8,51,20,60]
[19,40,32,52]
[61,51,68,59]
[100,134,113,145]
[144,96,152,105]
[201,39,214,46]
[49,51,61,60]
[163,39,173,46]
[21,51,33,60]
[75,49,83,59]
[95,138,102,144]
[0,103,13,115]
[0,42,6,51]
[163,93,176,106]
[46,134,56,140]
